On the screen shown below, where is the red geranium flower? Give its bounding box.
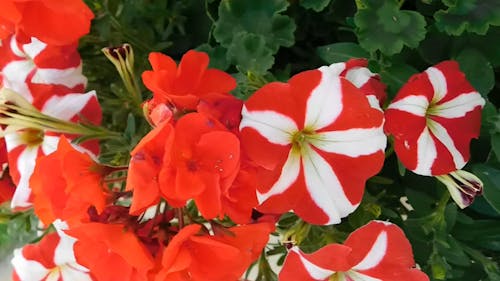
[279,221,429,281]
[142,50,236,111]
[156,222,273,281]
[240,66,386,225]
[0,0,94,45]
[385,61,485,176]
[30,136,109,226]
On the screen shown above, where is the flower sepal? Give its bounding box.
[436,169,483,209]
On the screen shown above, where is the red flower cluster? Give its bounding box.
[2,2,486,281]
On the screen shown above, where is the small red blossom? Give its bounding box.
[279,221,429,281]
[385,61,485,176]
[240,66,386,225]
[142,50,236,111]
[156,222,273,281]
[30,136,108,226]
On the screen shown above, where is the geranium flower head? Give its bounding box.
[240,65,386,225]
[279,220,429,281]
[385,60,485,176]
[142,50,236,111]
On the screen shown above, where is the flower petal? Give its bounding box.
[41,90,97,120]
[431,92,485,119]
[240,106,296,146]
[414,127,438,176]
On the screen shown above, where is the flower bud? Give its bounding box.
[436,170,483,209]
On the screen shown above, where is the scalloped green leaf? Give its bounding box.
[300,0,331,12]
[214,0,296,53]
[454,48,494,97]
[227,32,274,74]
[434,0,500,36]
[354,0,427,55]
[316,42,369,63]
[196,44,230,71]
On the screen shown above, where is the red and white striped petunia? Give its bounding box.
[0,35,86,102]
[385,61,485,176]
[278,221,429,281]
[5,90,101,209]
[240,66,386,225]
[11,222,92,281]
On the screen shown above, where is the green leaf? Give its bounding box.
[227,32,275,74]
[379,63,418,100]
[472,164,500,214]
[214,0,296,52]
[434,0,500,36]
[454,48,494,97]
[300,0,331,12]
[196,44,231,71]
[354,0,427,55]
[316,42,369,64]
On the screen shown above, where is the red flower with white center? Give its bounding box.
[0,35,86,102]
[11,226,92,281]
[279,221,429,281]
[0,0,94,45]
[5,90,101,209]
[240,66,386,225]
[385,61,485,176]
[338,58,387,109]
[142,50,236,112]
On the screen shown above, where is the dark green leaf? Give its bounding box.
[214,0,295,53]
[472,164,500,214]
[454,48,494,97]
[196,44,231,71]
[434,0,500,36]
[300,0,331,12]
[316,42,369,64]
[227,32,275,74]
[354,0,427,55]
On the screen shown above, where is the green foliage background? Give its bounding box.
[2,0,500,280]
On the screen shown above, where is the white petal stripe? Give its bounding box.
[41,91,97,121]
[304,69,343,130]
[309,126,386,158]
[346,270,383,281]
[32,64,87,89]
[387,95,428,117]
[10,147,38,209]
[301,144,356,224]
[11,248,49,280]
[427,119,466,170]
[292,247,335,279]
[414,127,437,176]
[345,67,374,88]
[257,149,301,203]
[240,106,296,146]
[431,92,485,119]
[426,67,447,102]
[352,231,388,271]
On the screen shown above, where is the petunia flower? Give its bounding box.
[30,136,109,226]
[142,50,236,112]
[279,220,429,281]
[3,89,102,209]
[0,0,94,45]
[240,65,386,225]
[0,34,86,103]
[384,61,485,207]
[155,222,273,281]
[11,224,92,281]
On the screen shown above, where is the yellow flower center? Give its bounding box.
[19,129,44,147]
